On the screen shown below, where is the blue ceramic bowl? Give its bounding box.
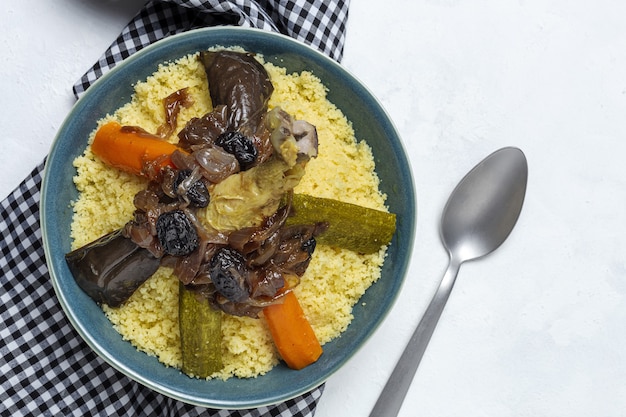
[41,27,415,409]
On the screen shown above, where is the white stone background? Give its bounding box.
[2,1,626,416]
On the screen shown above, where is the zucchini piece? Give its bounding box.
[286,194,396,254]
[179,283,223,378]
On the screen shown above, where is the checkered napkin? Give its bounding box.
[1,1,349,416]
[73,0,349,98]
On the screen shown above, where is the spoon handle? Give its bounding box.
[369,259,461,417]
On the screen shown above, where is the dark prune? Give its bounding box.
[156,210,199,256]
[174,169,210,207]
[209,247,250,303]
[215,131,258,170]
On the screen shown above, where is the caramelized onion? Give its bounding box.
[177,105,229,150]
[121,88,193,140]
[194,146,239,183]
[157,87,194,138]
[228,195,292,253]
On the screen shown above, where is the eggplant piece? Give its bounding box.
[199,50,274,135]
[65,229,161,307]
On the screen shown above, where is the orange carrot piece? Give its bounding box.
[263,291,323,370]
[91,121,182,176]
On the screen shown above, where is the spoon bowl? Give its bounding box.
[442,147,528,262]
[370,147,528,417]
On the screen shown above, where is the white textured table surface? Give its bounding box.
[3,1,626,416]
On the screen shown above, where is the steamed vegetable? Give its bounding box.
[286,194,396,253]
[199,50,273,136]
[179,282,223,377]
[65,229,160,307]
[263,291,323,370]
[206,158,306,232]
[91,121,184,176]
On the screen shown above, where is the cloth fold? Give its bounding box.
[1,0,349,415]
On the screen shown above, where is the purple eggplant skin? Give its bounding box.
[65,229,160,307]
[199,50,274,135]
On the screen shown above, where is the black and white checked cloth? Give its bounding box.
[1,1,349,415]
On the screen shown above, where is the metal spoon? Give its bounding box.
[369,147,528,416]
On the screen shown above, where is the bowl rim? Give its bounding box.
[41,26,416,409]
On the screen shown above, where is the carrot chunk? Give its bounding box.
[91,121,182,176]
[263,291,323,370]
